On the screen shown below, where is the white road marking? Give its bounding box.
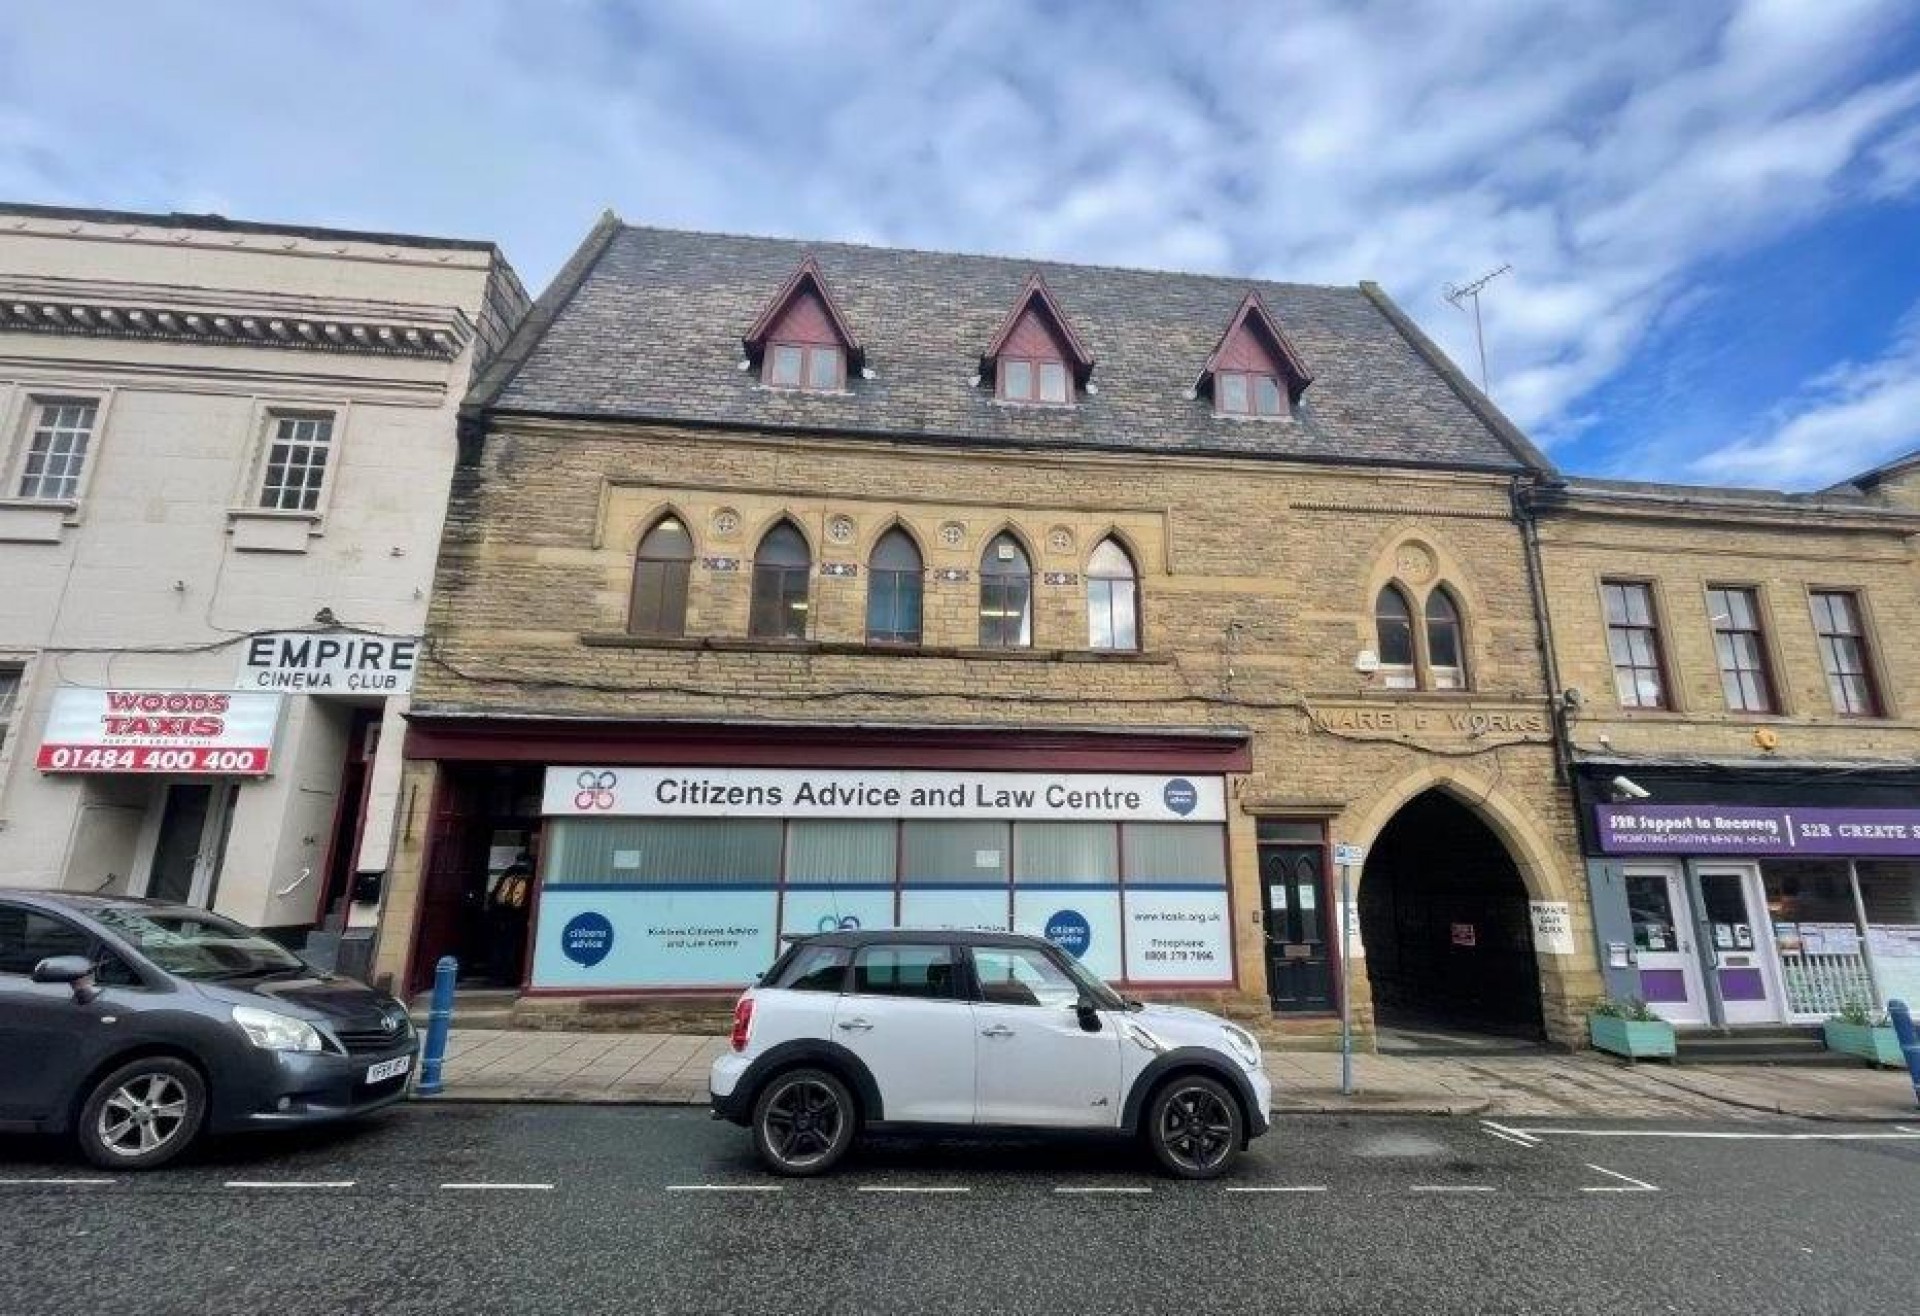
[0,1177,117,1186]
[1481,1127,1537,1148]
[1054,1186,1152,1195]
[1225,1185,1329,1194]
[1514,1128,1920,1142]
[1581,1163,1659,1193]
[440,1182,555,1191]
[664,1184,783,1193]
[856,1185,971,1194]
[1409,1184,1495,1193]
[223,1180,355,1190]
[1898,1126,1919,1135]
[1480,1120,1540,1147]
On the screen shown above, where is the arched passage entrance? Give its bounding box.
[1359,789,1544,1039]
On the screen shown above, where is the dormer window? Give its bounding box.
[982,273,1094,408]
[1215,371,1286,418]
[1197,292,1312,420]
[767,342,843,392]
[743,256,863,395]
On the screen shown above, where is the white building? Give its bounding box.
[0,203,526,973]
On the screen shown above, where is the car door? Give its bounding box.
[969,943,1124,1128]
[832,942,976,1125]
[0,904,103,1122]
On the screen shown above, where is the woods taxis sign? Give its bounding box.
[542,768,1226,822]
[38,689,283,775]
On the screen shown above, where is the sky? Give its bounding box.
[4,0,1919,490]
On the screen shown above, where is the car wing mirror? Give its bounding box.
[32,955,102,1005]
[1074,999,1103,1033]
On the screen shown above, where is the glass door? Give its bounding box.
[1624,865,1707,1025]
[141,783,236,909]
[1698,864,1782,1025]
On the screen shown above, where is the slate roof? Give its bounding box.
[478,218,1550,474]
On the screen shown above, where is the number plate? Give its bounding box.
[365,1054,412,1084]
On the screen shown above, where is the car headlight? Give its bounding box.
[232,1004,325,1053]
[1221,1024,1263,1070]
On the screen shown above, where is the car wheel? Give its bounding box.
[751,1067,856,1177]
[77,1057,207,1171]
[1146,1074,1243,1180]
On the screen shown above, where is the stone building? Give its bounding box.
[0,204,526,974]
[378,215,1600,1044]
[1529,464,1920,1035]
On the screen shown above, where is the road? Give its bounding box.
[3,1105,1917,1315]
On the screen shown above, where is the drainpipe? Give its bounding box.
[1848,860,1887,1010]
[1512,478,1572,787]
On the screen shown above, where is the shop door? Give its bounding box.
[1698,864,1781,1025]
[1260,843,1332,1012]
[142,783,236,908]
[1623,865,1707,1026]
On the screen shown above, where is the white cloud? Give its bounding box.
[1,0,1917,483]
[1688,304,1920,487]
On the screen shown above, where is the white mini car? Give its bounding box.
[710,929,1271,1178]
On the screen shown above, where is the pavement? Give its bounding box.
[3,1106,1918,1314]
[429,1026,1920,1122]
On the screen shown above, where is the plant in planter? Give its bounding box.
[1588,996,1676,1060]
[1822,1000,1904,1067]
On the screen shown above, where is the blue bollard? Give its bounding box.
[1890,1000,1920,1109]
[416,955,457,1097]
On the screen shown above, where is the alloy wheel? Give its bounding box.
[1157,1084,1236,1173]
[97,1073,190,1158]
[761,1078,845,1170]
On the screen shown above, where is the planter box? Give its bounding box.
[1822,1020,1906,1068]
[1589,1015,1676,1060]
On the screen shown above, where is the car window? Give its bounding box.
[0,905,92,975]
[850,944,960,1001]
[91,951,144,988]
[770,944,851,992]
[89,907,306,981]
[972,945,1082,1008]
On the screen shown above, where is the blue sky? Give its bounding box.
[4,0,1919,489]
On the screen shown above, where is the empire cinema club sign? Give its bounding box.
[37,688,283,775]
[543,767,1227,822]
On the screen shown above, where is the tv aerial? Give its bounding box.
[1443,263,1510,397]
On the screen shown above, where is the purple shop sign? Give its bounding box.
[1597,805,1920,857]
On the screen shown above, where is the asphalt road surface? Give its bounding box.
[3,1105,1917,1315]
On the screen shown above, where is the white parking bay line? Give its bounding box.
[1055,1186,1152,1195]
[440,1182,555,1192]
[0,1177,117,1187]
[223,1180,355,1190]
[1515,1128,1920,1142]
[856,1185,971,1194]
[1581,1164,1659,1193]
[1481,1120,1540,1148]
[1409,1185,1495,1193]
[664,1184,783,1193]
[1225,1185,1329,1194]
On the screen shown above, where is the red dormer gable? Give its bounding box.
[1196,292,1313,402]
[981,273,1095,383]
[743,256,864,369]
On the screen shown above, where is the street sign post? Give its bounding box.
[1333,842,1364,1095]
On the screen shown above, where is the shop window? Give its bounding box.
[786,820,896,884]
[1122,823,1227,885]
[902,820,1009,882]
[1086,538,1139,651]
[629,515,693,636]
[543,818,782,885]
[1810,590,1881,716]
[12,397,99,502]
[1374,584,1417,689]
[1603,580,1669,709]
[1707,586,1775,713]
[1014,822,1119,885]
[1424,587,1466,690]
[978,533,1033,648]
[866,529,924,645]
[749,521,812,640]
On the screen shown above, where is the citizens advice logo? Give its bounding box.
[1162,778,1198,817]
[1045,909,1091,958]
[561,911,614,967]
[574,770,617,811]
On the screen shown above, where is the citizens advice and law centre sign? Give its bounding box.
[531,768,1232,991]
